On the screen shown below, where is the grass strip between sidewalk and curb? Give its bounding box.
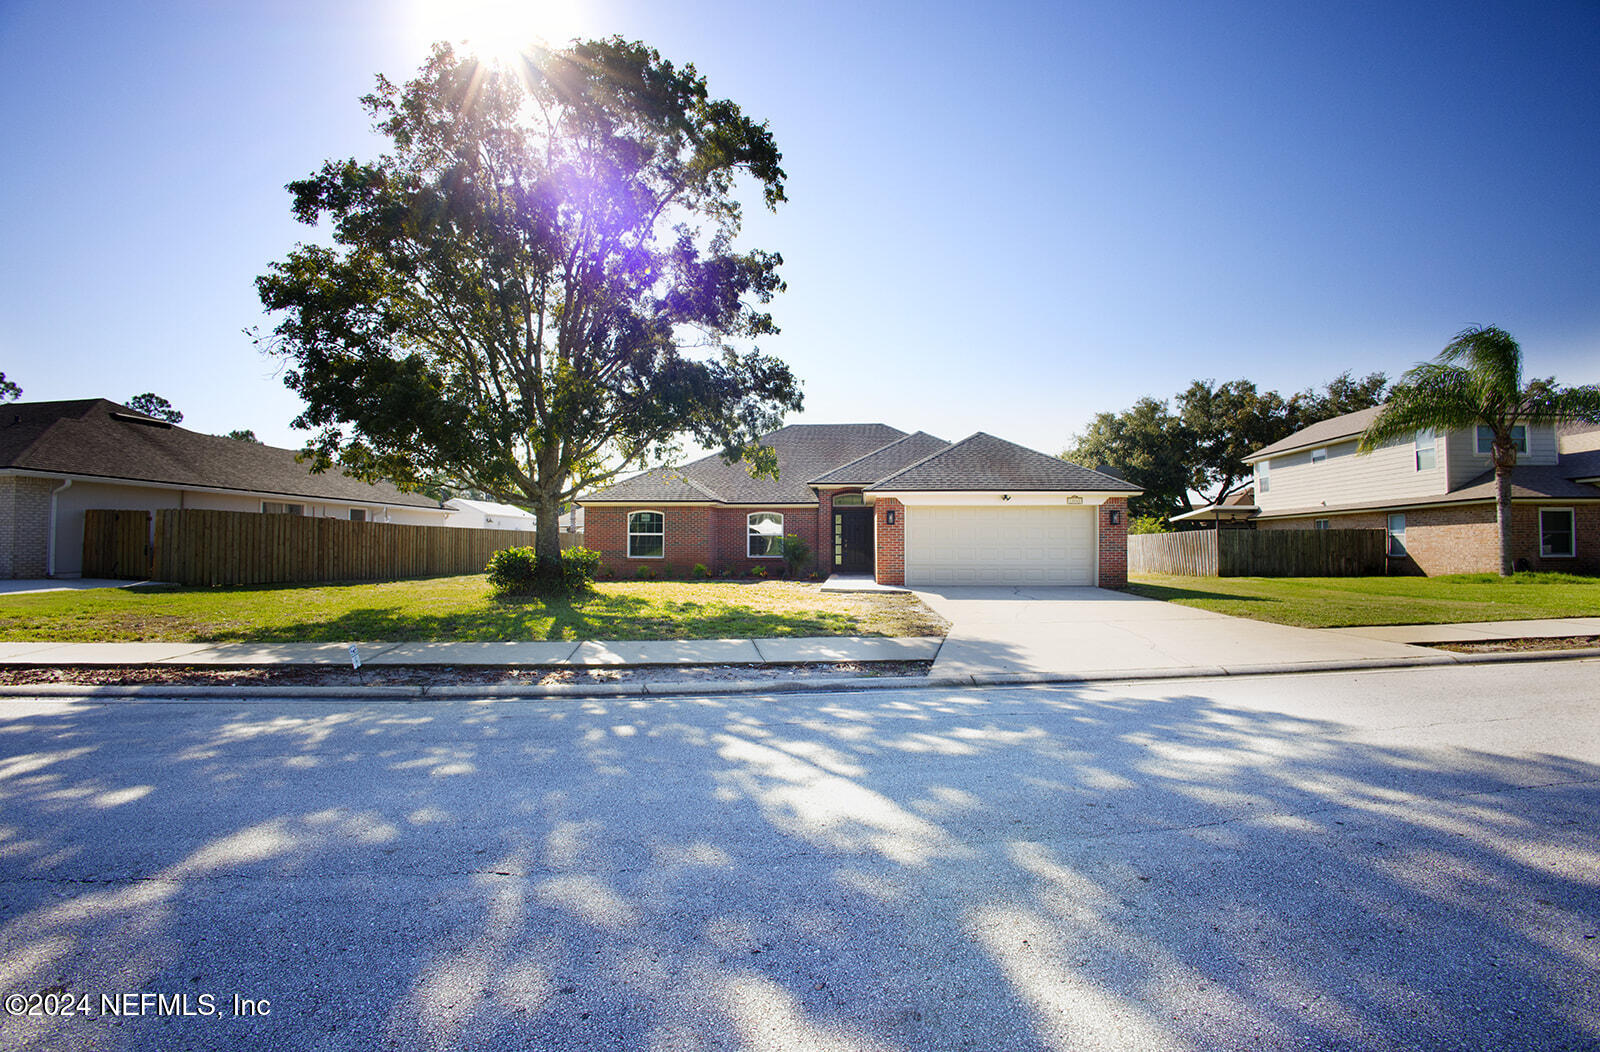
[3,647,1596,701]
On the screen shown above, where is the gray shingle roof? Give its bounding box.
[868,433,1142,492]
[584,424,907,504]
[1247,406,1382,462]
[808,431,950,485]
[0,399,442,508]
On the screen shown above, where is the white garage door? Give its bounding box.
[903,505,1096,586]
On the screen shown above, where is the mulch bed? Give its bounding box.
[0,661,932,688]
[1432,636,1600,654]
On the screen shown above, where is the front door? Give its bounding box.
[833,507,874,573]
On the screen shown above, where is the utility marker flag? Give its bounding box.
[349,645,362,670]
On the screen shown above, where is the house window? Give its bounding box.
[1414,430,1436,471]
[1386,513,1406,557]
[1255,460,1270,494]
[1310,448,1327,466]
[1314,519,1330,530]
[627,511,665,558]
[349,508,367,522]
[748,512,784,558]
[1477,425,1527,455]
[832,493,864,506]
[262,502,304,515]
[1539,508,1575,557]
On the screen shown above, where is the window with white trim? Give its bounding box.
[1255,460,1270,494]
[1314,518,1330,530]
[263,502,304,515]
[1310,447,1327,466]
[1477,425,1527,455]
[1414,429,1436,471]
[1386,513,1406,557]
[349,508,367,521]
[627,511,665,558]
[1540,508,1575,557]
[747,512,784,558]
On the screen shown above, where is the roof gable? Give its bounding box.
[868,432,1141,492]
[585,424,907,504]
[808,431,950,485]
[1247,406,1382,462]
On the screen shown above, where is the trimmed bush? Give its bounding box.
[485,547,540,594]
[635,564,658,580]
[560,546,601,591]
[691,562,710,579]
[780,533,812,579]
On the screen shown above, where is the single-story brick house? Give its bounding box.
[0,399,451,578]
[581,424,1140,587]
[1243,409,1600,575]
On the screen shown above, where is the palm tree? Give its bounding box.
[1359,325,1600,575]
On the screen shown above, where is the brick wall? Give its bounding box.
[1257,502,1600,575]
[875,498,904,585]
[1098,497,1130,588]
[0,476,55,578]
[585,503,824,578]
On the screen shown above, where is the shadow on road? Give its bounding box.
[0,679,1596,1050]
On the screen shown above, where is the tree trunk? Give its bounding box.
[533,488,564,584]
[1494,457,1515,577]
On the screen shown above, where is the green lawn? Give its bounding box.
[0,577,947,643]
[1126,572,1600,629]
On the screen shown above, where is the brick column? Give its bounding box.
[1098,498,1128,589]
[876,498,904,585]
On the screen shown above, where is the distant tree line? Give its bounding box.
[1062,371,1388,521]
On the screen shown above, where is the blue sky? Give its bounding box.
[2,0,1596,459]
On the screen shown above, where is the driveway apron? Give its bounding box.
[917,586,1437,678]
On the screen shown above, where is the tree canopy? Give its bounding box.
[256,39,802,576]
[0,373,20,402]
[127,393,183,423]
[1360,325,1600,575]
[1064,371,1388,519]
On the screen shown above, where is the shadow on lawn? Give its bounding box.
[201,593,860,644]
[1123,581,1286,607]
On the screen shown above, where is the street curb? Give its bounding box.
[1,646,1596,701]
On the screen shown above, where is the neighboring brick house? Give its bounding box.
[1241,408,1600,575]
[581,424,1140,588]
[0,399,451,578]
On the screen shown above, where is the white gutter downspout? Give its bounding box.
[46,478,72,577]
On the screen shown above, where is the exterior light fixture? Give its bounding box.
[1001,494,1011,501]
[1109,509,1121,525]
[886,509,896,525]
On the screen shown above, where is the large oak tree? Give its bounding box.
[257,39,802,578]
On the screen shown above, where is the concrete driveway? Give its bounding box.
[917,586,1437,678]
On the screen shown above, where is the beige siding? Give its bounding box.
[1446,423,1559,489]
[1255,434,1447,514]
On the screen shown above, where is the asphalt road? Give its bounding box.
[1,661,1597,1051]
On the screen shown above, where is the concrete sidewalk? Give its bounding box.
[0,635,944,667]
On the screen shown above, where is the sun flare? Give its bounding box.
[410,0,586,65]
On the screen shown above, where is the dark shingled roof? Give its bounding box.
[584,424,907,504]
[868,432,1142,492]
[0,399,442,508]
[808,431,950,485]
[1247,406,1382,462]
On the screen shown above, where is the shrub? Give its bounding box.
[560,546,601,591]
[485,547,540,594]
[748,565,767,578]
[780,533,812,579]
[691,563,710,579]
[635,563,658,580]
[1128,515,1173,535]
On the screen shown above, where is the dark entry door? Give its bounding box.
[833,508,874,573]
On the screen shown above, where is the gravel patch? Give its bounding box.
[0,660,931,687]
[1433,635,1600,653]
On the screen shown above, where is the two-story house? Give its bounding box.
[1242,407,1600,575]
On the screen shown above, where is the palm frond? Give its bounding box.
[1521,383,1600,424]
[1437,324,1522,399]
[1357,367,1480,451]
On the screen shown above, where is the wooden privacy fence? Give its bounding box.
[83,509,536,587]
[1129,529,1387,577]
